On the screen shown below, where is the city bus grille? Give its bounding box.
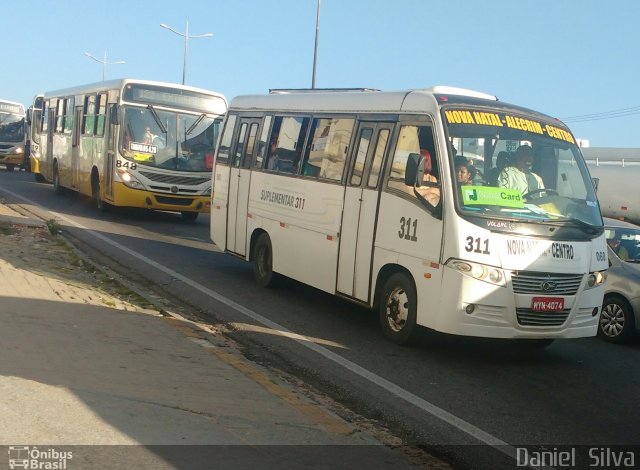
[139,171,209,186]
[510,272,583,295]
[516,309,570,326]
[154,196,194,206]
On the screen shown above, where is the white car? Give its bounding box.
[599,218,640,342]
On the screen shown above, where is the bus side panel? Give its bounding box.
[211,163,232,250]
[247,172,344,294]
[53,134,73,190]
[373,191,444,329]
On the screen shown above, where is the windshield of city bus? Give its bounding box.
[120,106,221,172]
[0,112,25,143]
[442,106,602,230]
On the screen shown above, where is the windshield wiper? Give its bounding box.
[185,114,206,136]
[542,215,600,233]
[147,105,167,134]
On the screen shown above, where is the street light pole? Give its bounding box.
[312,0,321,89]
[83,51,125,81]
[160,21,213,85]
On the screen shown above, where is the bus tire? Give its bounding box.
[34,173,46,183]
[379,273,418,345]
[92,174,109,212]
[53,164,63,195]
[181,211,199,222]
[253,233,275,288]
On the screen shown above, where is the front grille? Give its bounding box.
[155,196,194,206]
[511,271,583,295]
[516,309,569,326]
[139,170,208,186]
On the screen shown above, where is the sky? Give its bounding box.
[2,0,639,148]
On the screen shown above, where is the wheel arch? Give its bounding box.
[372,263,416,310]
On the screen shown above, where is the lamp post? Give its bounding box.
[83,51,125,81]
[312,0,321,89]
[160,21,213,85]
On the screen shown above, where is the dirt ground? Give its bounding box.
[0,200,159,313]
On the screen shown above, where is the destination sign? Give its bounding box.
[444,108,575,144]
[123,84,224,114]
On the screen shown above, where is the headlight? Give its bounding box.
[117,169,145,189]
[586,270,607,289]
[15,146,23,154]
[446,259,506,287]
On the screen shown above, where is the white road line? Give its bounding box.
[1,188,518,462]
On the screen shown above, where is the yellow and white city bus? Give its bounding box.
[0,99,26,171]
[36,79,227,220]
[211,86,608,345]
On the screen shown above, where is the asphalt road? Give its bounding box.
[2,169,639,470]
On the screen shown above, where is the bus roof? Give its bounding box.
[43,78,226,102]
[228,86,560,123]
[0,99,25,114]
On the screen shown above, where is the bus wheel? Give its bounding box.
[253,233,275,288]
[92,176,109,212]
[34,173,46,183]
[181,211,199,222]
[379,273,418,345]
[5,164,15,172]
[53,164,63,195]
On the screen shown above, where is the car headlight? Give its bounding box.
[446,259,506,286]
[586,270,607,289]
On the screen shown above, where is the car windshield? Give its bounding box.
[0,113,25,143]
[605,226,640,262]
[120,106,222,172]
[443,106,602,230]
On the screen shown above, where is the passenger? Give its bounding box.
[496,144,544,195]
[454,155,475,185]
[143,127,155,145]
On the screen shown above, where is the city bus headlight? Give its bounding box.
[446,259,506,287]
[586,270,607,289]
[117,169,145,189]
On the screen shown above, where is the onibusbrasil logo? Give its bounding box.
[7,446,73,469]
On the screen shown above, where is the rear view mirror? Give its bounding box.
[405,153,425,187]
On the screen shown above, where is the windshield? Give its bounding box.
[0,113,25,143]
[443,106,602,229]
[120,106,222,172]
[605,226,640,262]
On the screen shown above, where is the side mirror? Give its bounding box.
[591,177,599,193]
[405,153,425,187]
[109,104,119,125]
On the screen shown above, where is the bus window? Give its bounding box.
[367,128,390,188]
[266,116,310,174]
[216,114,237,166]
[302,117,354,181]
[350,127,373,186]
[254,115,272,169]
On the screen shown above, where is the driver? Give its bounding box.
[497,144,544,195]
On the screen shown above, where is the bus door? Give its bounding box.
[227,118,259,256]
[72,105,82,189]
[337,122,393,301]
[45,107,54,179]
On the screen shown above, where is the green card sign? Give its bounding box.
[461,186,524,208]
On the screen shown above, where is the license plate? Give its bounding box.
[531,297,564,312]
